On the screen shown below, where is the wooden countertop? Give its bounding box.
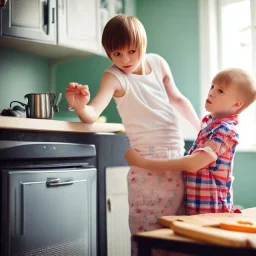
[0,116,125,133]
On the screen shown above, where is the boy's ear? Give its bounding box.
[233,100,243,109]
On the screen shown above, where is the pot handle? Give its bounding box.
[53,93,62,112]
[10,101,26,109]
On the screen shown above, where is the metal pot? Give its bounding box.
[11,92,62,119]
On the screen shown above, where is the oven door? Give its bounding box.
[2,167,97,256]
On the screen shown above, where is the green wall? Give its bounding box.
[0,47,49,111]
[233,153,256,209]
[55,55,115,122]
[137,0,200,114]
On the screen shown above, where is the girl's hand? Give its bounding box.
[65,82,90,111]
[125,148,144,167]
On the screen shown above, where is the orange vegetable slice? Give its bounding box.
[220,220,256,233]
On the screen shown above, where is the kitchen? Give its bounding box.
[1,0,256,255]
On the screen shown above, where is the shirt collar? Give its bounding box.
[202,114,239,126]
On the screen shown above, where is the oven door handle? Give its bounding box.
[46,178,73,187]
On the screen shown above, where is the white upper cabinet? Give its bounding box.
[58,0,100,53]
[1,0,57,43]
[98,0,126,56]
[100,0,125,33]
[0,0,136,59]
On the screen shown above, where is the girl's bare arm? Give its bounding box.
[76,72,124,123]
[125,148,215,173]
[160,56,201,131]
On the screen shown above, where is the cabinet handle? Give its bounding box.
[52,7,55,24]
[46,178,73,187]
[107,198,112,212]
[43,0,50,35]
[20,184,26,235]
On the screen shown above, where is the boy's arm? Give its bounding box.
[76,72,123,123]
[125,148,216,172]
[159,56,201,132]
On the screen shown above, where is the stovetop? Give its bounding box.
[0,141,96,169]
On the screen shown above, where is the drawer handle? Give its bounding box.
[46,178,73,187]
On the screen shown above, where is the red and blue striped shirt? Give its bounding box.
[184,114,239,215]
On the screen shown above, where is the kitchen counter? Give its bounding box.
[0,127,129,256]
[0,116,125,133]
[0,126,130,256]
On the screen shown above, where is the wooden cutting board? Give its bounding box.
[170,221,256,248]
[159,210,256,228]
[158,208,256,248]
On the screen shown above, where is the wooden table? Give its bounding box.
[133,207,256,256]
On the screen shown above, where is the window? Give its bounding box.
[199,0,256,150]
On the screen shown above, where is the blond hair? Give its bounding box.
[102,14,147,59]
[212,68,256,113]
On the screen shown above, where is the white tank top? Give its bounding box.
[105,53,184,151]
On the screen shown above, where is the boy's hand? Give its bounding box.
[125,148,145,167]
[66,82,90,111]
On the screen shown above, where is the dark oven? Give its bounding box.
[0,141,97,256]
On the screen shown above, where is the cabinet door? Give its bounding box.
[5,168,97,256]
[99,0,136,35]
[99,0,134,55]
[106,166,131,256]
[58,0,100,53]
[1,0,56,43]
[99,0,124,55]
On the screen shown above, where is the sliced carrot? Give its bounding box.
[220,220,256,233]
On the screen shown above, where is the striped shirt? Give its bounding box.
[184,114,239,215]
